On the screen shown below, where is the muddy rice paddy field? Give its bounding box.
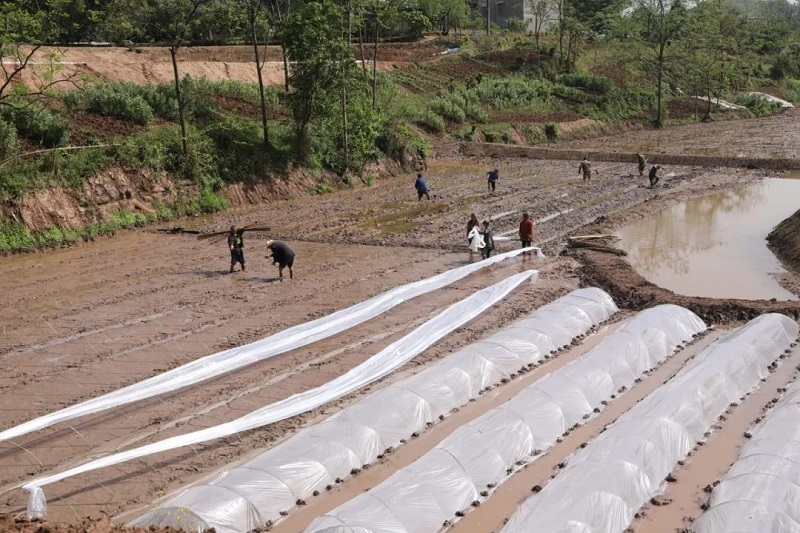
[1,110,800,532]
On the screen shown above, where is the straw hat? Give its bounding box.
[266,240,275,248]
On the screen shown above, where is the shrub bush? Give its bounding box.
[735,93,782,117]
[555,73,613,94]
[64,82,153,125]
[545,122,558,141]
[0,118,18,160]
[419,110,446,132]
[0,221,35,252]
[0,105,69,147]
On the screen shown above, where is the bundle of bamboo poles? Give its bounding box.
[567,234,627,256]
[197,222,272,244]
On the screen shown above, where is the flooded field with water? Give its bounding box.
[618,177,800,301]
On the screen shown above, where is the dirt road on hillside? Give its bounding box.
[1,111,800,529]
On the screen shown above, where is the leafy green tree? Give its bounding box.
[527,0,556,57]
[192,0,247,42]
[282,1,357,162]
[243,0,272,145]
[681,1,748,118]
[615,0,688,126]
[149,0,210,156]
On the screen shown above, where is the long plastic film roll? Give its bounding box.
[2,249,534,446]
[24,269,538,518]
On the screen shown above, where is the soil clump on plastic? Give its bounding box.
[1,108,800,528]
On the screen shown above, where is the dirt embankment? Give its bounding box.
[768,208,800,275]
[3,165,352,234]
[462,140,800,170]
[2,168,176,231]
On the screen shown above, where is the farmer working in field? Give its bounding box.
[479,220,495,260]
[266,240,295,280]
[637,153,647,177]
[228,226,245,273]
[467,213,481,242]
[519,212,535,254]
[649,165,662,188]
[467,213,482,260]
[415,173,431,201]
[578,158,592,181]
[487,168,500,193]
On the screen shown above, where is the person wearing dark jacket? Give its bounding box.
[479,220,494,260]
[649,165,662,188]
[487,168,499,193]
[578,159,592,181]
[266,240,295,280]
[227,226,245,273]
[415,173,431,201]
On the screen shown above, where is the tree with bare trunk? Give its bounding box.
[612,0,687,127]
[526,0,556,58]
[0,1,81,108]
[244,0,271,146]
[148,0,210,156]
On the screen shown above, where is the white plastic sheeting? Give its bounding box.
[692,365,800,532]
[25,270,537,518]
[129,287,618,533]
[502,313,799,533]
[1,248,533,445]
[306,304,706,533]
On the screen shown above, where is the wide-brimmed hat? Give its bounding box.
[266,239,275,248]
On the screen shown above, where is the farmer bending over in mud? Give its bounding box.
[266,240,295,280]
[228,226,245,273]
[649,165,662,188]
[487,168,499,193]
[519,212,535,254]
[578,158,593,181]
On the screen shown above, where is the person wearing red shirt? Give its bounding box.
[519,212,535,255]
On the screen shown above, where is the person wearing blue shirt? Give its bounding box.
[487,168,499,192]
[415,173,431,201]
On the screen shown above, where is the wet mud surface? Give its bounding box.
[2,111,800,528]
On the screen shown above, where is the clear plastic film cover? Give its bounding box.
[502,313,798,533]
[693,333,800,533]
[29,270,537,515]
[307,304,705,533]
[3,248,533,445]
[130,287,617,531]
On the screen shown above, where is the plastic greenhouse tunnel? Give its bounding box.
[501,313,799,533]
[128,287,619,532]
[306,304,706,533]
[692,357,800,533]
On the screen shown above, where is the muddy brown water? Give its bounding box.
[618,177,800,301]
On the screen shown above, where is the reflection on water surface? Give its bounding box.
[618,178,800,301]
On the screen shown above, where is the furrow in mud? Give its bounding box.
[449,329,727,532]
[634,347,800,533]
